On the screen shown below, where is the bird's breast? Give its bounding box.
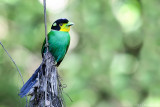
[48,31,70,62]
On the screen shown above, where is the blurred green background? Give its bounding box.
[0,0,160,107]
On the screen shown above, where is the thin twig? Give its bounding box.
[43,0,49,52]
[0,41,28,107]
[63,91,73,102]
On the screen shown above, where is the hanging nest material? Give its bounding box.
[29,52,64,107]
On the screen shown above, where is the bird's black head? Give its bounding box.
[51,18,73,32]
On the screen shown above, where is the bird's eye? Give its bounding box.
[59,23,63,26]
[53,23,57,26]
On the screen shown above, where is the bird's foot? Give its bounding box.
[51,61,57,66]
[44,43,49,48]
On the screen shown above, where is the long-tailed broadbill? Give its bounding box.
[19,18,74,97]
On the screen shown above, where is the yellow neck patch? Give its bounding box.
[60,27,70,32]
[59,23,71,32]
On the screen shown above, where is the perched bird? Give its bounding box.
[19,18,74,97]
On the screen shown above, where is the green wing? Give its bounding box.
[56,41,70,66]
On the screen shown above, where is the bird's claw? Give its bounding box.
[45,43,49,47]
[51,61,57,66]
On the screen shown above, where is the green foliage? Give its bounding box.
[0,0,160,107]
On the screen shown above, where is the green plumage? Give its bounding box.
[41,30,70,66]
[19,18,73,98]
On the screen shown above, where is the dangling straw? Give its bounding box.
[43,0,49,52]
[0,42,28,106]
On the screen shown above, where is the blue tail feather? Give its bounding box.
[19,64,41,98]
